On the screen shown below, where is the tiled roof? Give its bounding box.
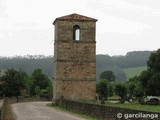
[53,13,97,24]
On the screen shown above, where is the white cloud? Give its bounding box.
[96,14,152,35]
[87,0,157,16]
[0,33,4,38]
[0,0,160,56]
[0,0,7,18]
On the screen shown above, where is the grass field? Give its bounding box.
[78,99,160,113]
[123,66,147,80]
[106,102,160,112]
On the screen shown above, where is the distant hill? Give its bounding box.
[96,55,127,81]
[112,51,152,68]
[0,55,53,78]
[0,51,152,81]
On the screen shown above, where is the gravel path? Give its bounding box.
[11,101,86,120]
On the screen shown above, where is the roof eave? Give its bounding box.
[53,18,97,25]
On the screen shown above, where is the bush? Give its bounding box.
[96,80,110,104]
[39,89,51,100]
[115,82,127,103]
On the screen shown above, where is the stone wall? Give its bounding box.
[0,99,4,120]
[59,99,160,120]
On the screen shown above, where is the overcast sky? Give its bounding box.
[0,0,160,56]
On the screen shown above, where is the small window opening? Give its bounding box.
[73,25,80,41]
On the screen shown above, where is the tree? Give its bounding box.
[35,86,41,97]
[25,77,34,96]
[0,69,26,102]
[139,70,152,90]
[99,71,115,82]
[115,82,127,103]
[46,80,53,100]
[134,82,144,103]
[30,68,51,95]
[146,73,160,96]
[138,49,160,96]
[108,83,114,97]
[127,76,144,98]
[147,49,160,72]
[96,80,110,104]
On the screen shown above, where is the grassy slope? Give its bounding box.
[106,102,160,113]
[123,66,147,80]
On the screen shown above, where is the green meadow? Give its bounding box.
[123,66,147,80]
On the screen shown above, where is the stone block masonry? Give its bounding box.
[53,13,97,102]
[0,99,4,120]
[60,99,160,120]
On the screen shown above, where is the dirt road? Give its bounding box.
[11,101,86,120]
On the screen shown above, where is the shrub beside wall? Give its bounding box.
[59,99,160,120]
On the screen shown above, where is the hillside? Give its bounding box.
[96,55,127,81]
[0,51,152,81]
[0,55,53,78]
[112,51,152,68]
[123,66,147,80]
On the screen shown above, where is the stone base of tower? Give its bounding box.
[53,79,96,103]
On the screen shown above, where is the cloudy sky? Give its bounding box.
[0,0,160,56]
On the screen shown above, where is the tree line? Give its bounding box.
[96,49,160,104]
[0,55,53,78]
[112,51,152,68]
[0,68,52,102]
[0,50,158,103]
[0,51,152,82]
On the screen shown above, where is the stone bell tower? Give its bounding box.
[53,13,97,102]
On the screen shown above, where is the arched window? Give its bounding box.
[73,25,80,41]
